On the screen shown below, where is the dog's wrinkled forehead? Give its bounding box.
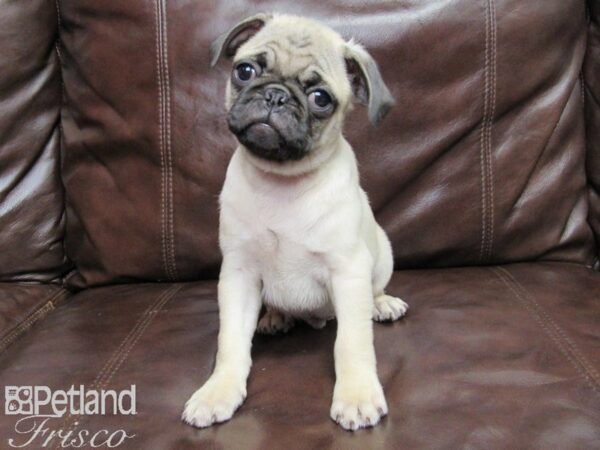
[235,16,351,98]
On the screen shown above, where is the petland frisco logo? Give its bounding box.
[4,385,136,448]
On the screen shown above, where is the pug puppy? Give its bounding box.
[182,13,408,431]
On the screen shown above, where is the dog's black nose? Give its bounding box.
[265,86,290,107]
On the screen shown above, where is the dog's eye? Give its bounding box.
[310,90,331,108]
[236,63,255,81]
[232,61,260,86]
[308,89,334,116]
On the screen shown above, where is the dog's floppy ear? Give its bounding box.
[344,40,395,125]
[210,13,272,67]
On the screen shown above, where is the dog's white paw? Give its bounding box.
[373,294,408,322]
[182,376,246,428]
[330,377,388,431]
[257,309,295,335]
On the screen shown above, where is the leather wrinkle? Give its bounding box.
[584,77,600,110]
[377,117,483,224]
[0,130,51,205]
[506,79,581,218]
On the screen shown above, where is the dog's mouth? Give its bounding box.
[226,86,312,163]
[234,120,308,163]
[241,122,282,152]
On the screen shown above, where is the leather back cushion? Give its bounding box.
[0,1,68,282]
[59,0,597,287]
[585,0,600,268]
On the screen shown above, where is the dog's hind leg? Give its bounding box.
[371,226,408,322]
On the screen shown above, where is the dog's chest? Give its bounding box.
[221,154,349,316]
[249,217,331,314]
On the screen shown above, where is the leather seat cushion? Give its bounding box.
[0,263,598,448]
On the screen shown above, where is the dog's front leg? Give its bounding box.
[182,260,261,428]
[329,252,388,431]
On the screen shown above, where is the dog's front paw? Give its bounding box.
[330,376,388,431]
[373,294,408,322]
[182,376,246,428]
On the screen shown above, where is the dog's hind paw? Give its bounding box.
[373,294,408,322]
[257,309,295,335]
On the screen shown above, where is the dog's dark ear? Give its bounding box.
[344,40,395,125]
[210,13,272,67]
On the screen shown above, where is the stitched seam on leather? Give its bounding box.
[579,72,585,107]
[485,0,496,260]
[0,304,54,352]
[0,289,66,353]
[161,0,178,280]
[479,0,496,262]
[478,0,490,262]
[53,284,181,449]
[54,0,62,61]
[95,285,180,388]
[155,0,178,281]
[0,290,64,349]
[155,0,171,280]
[499,267,600,386]
[492,267,600,397]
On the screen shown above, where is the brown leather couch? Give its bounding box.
[1,1,599,448]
